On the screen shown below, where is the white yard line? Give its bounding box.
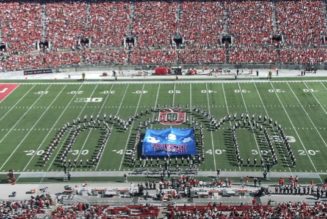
[73,85,115,166]
[237,83,263,162]
[0,85,36,122]
[95,84,130,170]
[305,82,327,116]
[74,128,94,164]
[205,83,217,171]
[172,83,176,107]
[287,82,327,149]
[253,83,292,173]
[320,81,327,90]
[189,83,192,109]
[118,84,145,171]
[270,82,320,179]
[22,84,85,171]
[0,84,66,171]
[150,84,161,128]
[42,84,99,178]
[222,83,241,171]
[0,85,52,148]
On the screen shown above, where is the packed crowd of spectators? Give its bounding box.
[178,48,226,64]
[229,46,277,64]
[276,0,326,46]
[89,1,130,48]
[46,1,88,49]
[0,0,327,71]
[227,1,273,45]
[167,201,327,218]
[133,1,178,49]
[0,52,81,71]
[130,49,177,65]
[2,198,326,219]
[179,1,224,48]
[0,1,42,53]
[52,203,160,218]
[279,47,327,65]
[82,49,128,65]
[0,194,53,219]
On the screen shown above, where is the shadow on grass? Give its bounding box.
[47,177,65,182]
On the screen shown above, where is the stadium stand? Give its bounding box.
[275,0,326,46]
[0,0,326,71]
[167,201,327,218]
[46,1,88,49]
[178,1,224,48]
[52,204,160,218]
[0,1,42,53]
[130,49,177,65]
[178,48,226,64]
[227,1,273,45]
[0,174,326,218]
[279,47,327,65]
[89,0,130,48]
[229,46,277,64]
[0,194,52,219]
[133,1,178,49]
[2,198,326,218]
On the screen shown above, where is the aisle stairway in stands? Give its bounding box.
[324,0,327,32]
[129,0,135,36]
[222,1,229,34]
[226,45,230,64]
[41,1,47,43]
[271,0,278,33]
[126,1,135,64]
[0,20,2,44]
[85,0,91,32]
[271,0,281,65]
[127,0,134,60]
[223,1,230,63]
[176,0,182,34]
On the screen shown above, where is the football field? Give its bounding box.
[0,79,327,179]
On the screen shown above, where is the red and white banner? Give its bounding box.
[0,84,19,102]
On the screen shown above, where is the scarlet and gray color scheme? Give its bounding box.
[158,109,186,125]
[0,84,18,102]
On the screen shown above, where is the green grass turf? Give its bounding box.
[0,80,327,177]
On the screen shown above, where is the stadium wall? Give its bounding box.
[56,63,326,74]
